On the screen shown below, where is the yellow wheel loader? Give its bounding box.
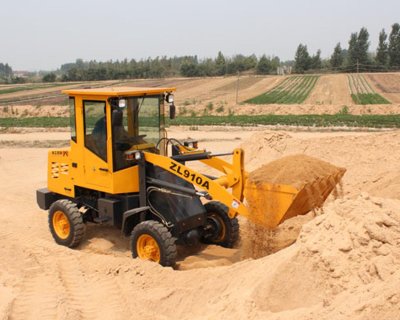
[36,87,344,266]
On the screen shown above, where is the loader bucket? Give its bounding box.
[243,168,346,229]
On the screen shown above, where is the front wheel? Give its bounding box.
[202,201,239,248]
[131,221,177,267]
[48,199,85,248]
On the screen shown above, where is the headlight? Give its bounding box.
[118,99,127,108]
[166,93,174,103]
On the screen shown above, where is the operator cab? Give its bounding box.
[56,87,176,194]
[64,86,176,171]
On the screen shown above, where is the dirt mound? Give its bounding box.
[248,154,344,188]
[252,195,400,318]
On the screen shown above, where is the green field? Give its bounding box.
[1,114,400,129]
[245,75,319,104]
[348,74,390,104]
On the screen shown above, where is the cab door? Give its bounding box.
[82,99,113,191]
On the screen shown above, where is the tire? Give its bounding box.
[203,201,239,248]
[48,199,85,248]
[131,221,177,267]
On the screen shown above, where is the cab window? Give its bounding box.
[112,96,160,171]
[83,100,107,161]
[69,97,77,142]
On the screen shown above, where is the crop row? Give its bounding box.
[1,114,400,129]
[348,74,390,104]
[245,76,319,104]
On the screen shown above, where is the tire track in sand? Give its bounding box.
[56,254,134,319]
[8,232,135,319]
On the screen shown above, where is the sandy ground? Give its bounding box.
[306,74,353,105]
[0,126,400,319]
[367,73,400,103]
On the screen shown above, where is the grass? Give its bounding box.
[0,117,69,127]
[245,75,319,104]
[169,114,400,128]
[2,114,400,129]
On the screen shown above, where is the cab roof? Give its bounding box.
[62,86,176,97]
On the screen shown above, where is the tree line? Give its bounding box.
[294,23,400,73]
[57,53,281,82]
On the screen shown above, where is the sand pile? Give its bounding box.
[247,194,400,319]
[248,154,344,188]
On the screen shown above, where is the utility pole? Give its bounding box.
[235,71,240,104]
[356,59,359,73]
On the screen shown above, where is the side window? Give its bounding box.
[69,97,77,142]
[84,101,107,161]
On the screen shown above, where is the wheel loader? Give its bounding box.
[36,87,344,266]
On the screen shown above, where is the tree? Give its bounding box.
[294,44,311,73]
[310,49,322,70]
[180,58,199,77]
[42,73,57,82]
[0,63,12,81]
[388,23,400,67]
[347,32,358,67]
[256,55,272,74]
[357,27,370,65]
[347,27,370,71]
[375,29,389,67]
[244,54,258,70]
[270,56,280,71]
[330,43,344,69]
[215,51,226,76]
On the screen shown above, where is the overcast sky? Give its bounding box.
[1,0,399,71]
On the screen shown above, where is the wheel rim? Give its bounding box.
[53,210,70,240]
[208,214,226,242]
[136,234,161,262]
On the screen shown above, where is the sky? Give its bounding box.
[1,0,399,71]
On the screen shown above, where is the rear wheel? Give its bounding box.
[202,201,239,248]
[48,199,85,248]
[131,221,177,267]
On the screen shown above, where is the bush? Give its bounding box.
[216,105,224,113]
[42,73,57,82]
[338,106,349,115]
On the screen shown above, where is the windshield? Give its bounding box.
[112,96,161,171]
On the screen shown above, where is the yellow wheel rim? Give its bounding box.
[136,234,161,263]
[53,210,70,240]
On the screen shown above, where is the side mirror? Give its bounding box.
[169,103,176,119]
